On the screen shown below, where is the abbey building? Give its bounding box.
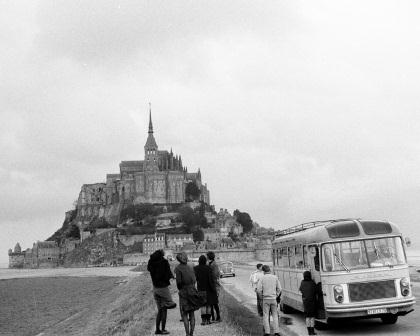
[76,109,210,228]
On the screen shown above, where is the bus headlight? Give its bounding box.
[400,278,410,296]
[333,285,344,303]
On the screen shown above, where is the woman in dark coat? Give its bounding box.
[194,255,217,325]
[147,249,176,335]
[299,271,318,335]
[175,252,202,336]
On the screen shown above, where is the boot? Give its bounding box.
[200,314,206,325]
[307,327,316,335]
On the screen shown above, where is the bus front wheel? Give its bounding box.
[381,314,398,324]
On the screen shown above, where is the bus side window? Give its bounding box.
[295,245,304,268]
[288,246,295,268]
[303,245,309,268]
[314,246,320,271]
[322,246,333,271]
[310,245,320,271]
[280,247,287,267]
[273,249,276,266]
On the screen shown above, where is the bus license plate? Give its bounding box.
[367,308,387,315]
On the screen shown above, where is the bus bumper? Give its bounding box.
[325,297,416,319]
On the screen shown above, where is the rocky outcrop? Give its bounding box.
[62,231,130,267]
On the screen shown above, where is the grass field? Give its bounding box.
[0,276,121,336]
[0,269,265,336]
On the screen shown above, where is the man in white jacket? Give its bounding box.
[257,265,282,336]
[249,263,264,316]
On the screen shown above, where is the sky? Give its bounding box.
[2,0,420,265]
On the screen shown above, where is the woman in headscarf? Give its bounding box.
[174,252,202,336]
[299,271,318,335]
[147,249,176,335]
[193,255,216,325]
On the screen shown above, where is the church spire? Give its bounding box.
[148,102,153,134]
[144,104,158,171]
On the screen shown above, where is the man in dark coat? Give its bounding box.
[194,255,217,325]
[147,249,176,335]
[299,271,318,335]
[206,251,221,322]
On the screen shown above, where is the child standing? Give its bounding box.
[299,271,318,335]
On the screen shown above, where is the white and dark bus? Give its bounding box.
[272,219,415,325]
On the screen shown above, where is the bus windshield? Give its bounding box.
[321,236,406,272]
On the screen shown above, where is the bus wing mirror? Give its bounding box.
[405,237,411,247]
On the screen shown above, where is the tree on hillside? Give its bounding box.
[120,203,160,224]
[228,231,240,242]
[67,224,81,239]
[179,205,207,233]
[234,210,253,233]
[185,182,201,201]
[192,229,204,242]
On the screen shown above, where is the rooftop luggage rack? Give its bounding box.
[273,218,360,238]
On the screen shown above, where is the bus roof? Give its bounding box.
[273,219,402,245]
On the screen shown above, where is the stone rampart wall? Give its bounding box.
[190,249,256,262]
[123,253,149,265]
[122,248,272,265]
[8,254,24,268]
[255,248,272,262]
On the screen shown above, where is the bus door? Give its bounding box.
[307,245,325,319]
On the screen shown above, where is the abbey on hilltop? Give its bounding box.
[8,107,276,270]
[76,107,210,228]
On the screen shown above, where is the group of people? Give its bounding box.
[148,249,318,336]
[250,264,318,336]
[147,249,222,336]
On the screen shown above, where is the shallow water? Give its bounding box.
[407,249,420,268]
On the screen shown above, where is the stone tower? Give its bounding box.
[144,104,159,172]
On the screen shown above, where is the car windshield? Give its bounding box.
[321,237,406,272]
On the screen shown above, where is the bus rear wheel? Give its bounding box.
[280,302,294,314]
[381,314,398,324]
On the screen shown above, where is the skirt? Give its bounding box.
[153,286,176,310]
[178,285,207,313]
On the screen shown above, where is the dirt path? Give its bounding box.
[144,290,246,336]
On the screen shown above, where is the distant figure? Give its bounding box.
[147,249,176,335]
[249,263,264,316]
[175,252,204,336]
[194,255,217,325]
[257,265,281,336]
[206,251,221,322]
[299,271,318,335]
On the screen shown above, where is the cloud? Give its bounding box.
[35,0,294,65]
[2,1,420,264]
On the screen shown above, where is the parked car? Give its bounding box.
[190,257,199,265]
[219,261,235,278]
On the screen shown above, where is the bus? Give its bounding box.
[272,219,415,326]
